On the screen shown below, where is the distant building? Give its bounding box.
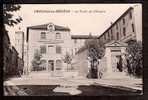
[15,31,24,60]
[71,34,98,55]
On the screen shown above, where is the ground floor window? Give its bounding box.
[56,60,62,70]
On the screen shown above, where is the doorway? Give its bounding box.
[111,50,121,72]
[48,60,54,71]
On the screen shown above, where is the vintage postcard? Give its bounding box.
[3,4,142,96]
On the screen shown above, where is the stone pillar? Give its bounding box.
[105,47,112,74]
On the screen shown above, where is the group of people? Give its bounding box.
[116,53,132,75]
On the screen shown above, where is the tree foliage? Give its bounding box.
[85,38,105,60]
[3,4,22,32]
[126,40,142,77]
[62,52,72,70]
[31,50,42,71]
[84,38,105,78]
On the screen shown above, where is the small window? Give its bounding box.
[40,45,46,54]
[123,18,125,25]
[116,24,118,29]
[74,39,77,44]
[56,60,62,70]
[104,34,106,40]
[111,29,113,40]
[107,32,110,41]
[41,32,46,39]
[129,12,132,19]
[56,33,61,39]
[132,23,135,32]
[108,32,110,38]
[117,32,119,40]
[56,46,61,54]
[123,27,126,36]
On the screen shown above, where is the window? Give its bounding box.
[116,24,118,29]
[56,46,61,54]
[48,46,54,54]
[111,29,113,40]
[132,23,135,32]
[107,32,110,41]
[56,60,62,70]
[129,12,132,19]
[41,32,46,39]
[74,39,77,44]
[104,34,106,40]
[40,45,46,54]
[123,18,125,25]
[56,33,61,39]
[123,27,126,36]
[108,32,110,38]
[117,32,119,40]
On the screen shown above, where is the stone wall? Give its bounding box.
[72,49,89,78]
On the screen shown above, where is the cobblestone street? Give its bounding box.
[4,71,142,96]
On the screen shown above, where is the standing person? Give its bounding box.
[91,58,98,78]
[117,56,123,72]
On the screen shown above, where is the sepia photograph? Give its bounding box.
[3,4,142,96]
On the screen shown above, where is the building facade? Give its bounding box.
[26,5,142,78]
[72,5,142,78]
[27,23,74,72]
[97,5,142,78]
[97,5,142,46]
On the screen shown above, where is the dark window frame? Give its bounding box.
[117,32,119,40]
[56,46,62,54]
[116,24,118,29]
[74,39,77,44]
[40,45,46,54]
[111,29,113,40]
[56,33,61,39]
[129,11,132,19]
[123,18,125,25]
[41,32,46,39]
[123,27,126,36]
[132,23,135,32]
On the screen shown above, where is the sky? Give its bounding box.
[5,4,139,46]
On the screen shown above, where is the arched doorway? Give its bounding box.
[48,60,54,71]
[40,60,47,71]
[56,60,62,70]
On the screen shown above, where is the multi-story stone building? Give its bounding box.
[98,5,142,78]
[98,5,142,46]
[73,5,142,78]
[26,22,97,74]
[26,23,74,72]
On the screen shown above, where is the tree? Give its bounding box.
[62,52,72,71]
[126,40,142,78]
[31,49,42,71]
[3,4,22,33]
[84,38,105,78]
